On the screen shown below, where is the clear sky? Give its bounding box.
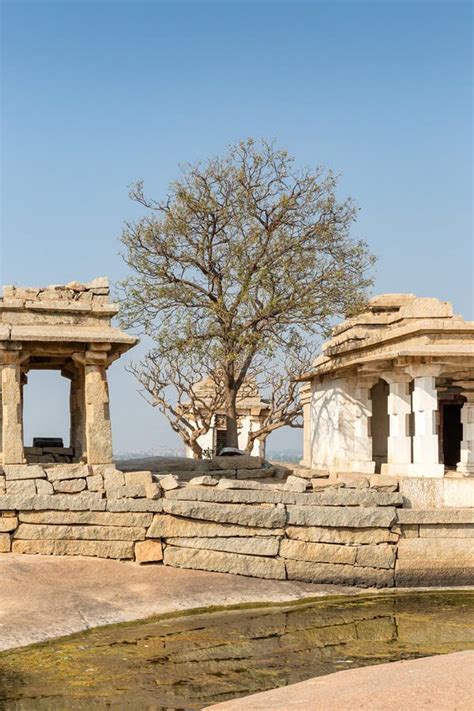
[1,0,472,454]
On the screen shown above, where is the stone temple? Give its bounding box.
[0,278,137,466]
[299,294,474,479]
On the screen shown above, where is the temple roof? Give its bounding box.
[297,294,474,381]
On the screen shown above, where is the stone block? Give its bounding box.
[311,479,336,490]
[12,539,134,559]
[395,559,474,586]
[165,486,287,505]
[124,471,153,487]
[355,544,396,569]
[285,476,308,493]
[146,514,284,539]
[336,473,369,488]
[45,465,90,482]
[419,524,474,538]
[160,474,179,491]
[165,536,280,556]
[53,479,87,494]
[6,480,36,496]
[163,545,286,579]
[400,524,419,538]
[189,476,219,487]
[163,498,286,528]
[236,468,275,479]
[106,499,163,513]
[20,511,153,527]
[86,475,104,492]
[369,475,399,492]
[3,465,45,481]
[14,523,146,541]
[287,505,396,528]
[396,509,474,525]
[144,483,162,500]
[206,470,237,479]
[36,479,54,495]
[280,538,357,565]
[135,539,163,563]
[210,455,263,470]
[397,537,474,563]
[285,525,398,545]
[217,479,272,490]
[0,533,11,552]
[0,493,106,511]
[0,516,18,532]
[285,559,394,587]
[103,470,125,489]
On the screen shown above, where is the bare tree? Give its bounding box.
[119,138,374,448]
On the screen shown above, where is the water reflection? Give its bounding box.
[0,591,473,710]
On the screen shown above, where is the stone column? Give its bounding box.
[69,366,86,461]
[1,351,25,464]
[406,365,444,477]
[84,362,113,464]
[382,374,412,475]
[300,383,312,467]
[457,388,474,476]
[353,379,375,474]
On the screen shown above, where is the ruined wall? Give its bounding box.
[1,459,473,587]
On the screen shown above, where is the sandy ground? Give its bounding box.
[0,553,364,650]
[204,650,474,711]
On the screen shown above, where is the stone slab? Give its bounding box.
[285,559,394,588]
[355,544,396,569]
[165,537,280,556]
[287,506,396,528]
[14,523,146,542]
[44,465,90,482]
[146,514,285,539]
[395,560,474,586]
[134,539,163,563]
[285,526,398,545]
[418,524,474,538]
[397,537,474,562]
[19,511,153,527]
[163,499,286,528]
[0,517,18,532]
[0,533,11,552]
[3,465,46,481]
[163,545,286,580]
[396,509,474,524]
[210,456,263,470]
[279,539,357,565]
[12,539,135,559]
[106,499,163,513]
[6,480,36,496]
[0,493,106,511]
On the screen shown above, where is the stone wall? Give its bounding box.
[1,460,473,587]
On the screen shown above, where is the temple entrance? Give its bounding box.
[370,379,389,473]
[23,370,70,450]
[440,401,463,469]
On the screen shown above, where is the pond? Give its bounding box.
[0,591,473,710]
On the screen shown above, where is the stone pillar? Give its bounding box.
[84,362,113,464]
[353,379,375,474]
[382,374,412,475]
[457,389,474,476]
[300,383,312,467]
[1,351,25,464]
[70,366,86,461]
[406,365,444,477]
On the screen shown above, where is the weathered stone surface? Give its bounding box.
[163,545,286,579]
[210,455,263,470]
[396,509,474,524]
[285,525,398,545]
[124,471,153,487]
[419,524,474,538]
[0,517,18,532]
[19,511,153,526]
[53,479,86,494]
[44,465,90,482]
[398,524,419,538]
[0,493,106,511]
[3,465,45,480]
[355,544,396,569]
[160,474,179,491]
[285,476,308,492]
[287,505,396,528]
[166,536,280,556]
[106,499,163,513]
[206,469,237,479]
[6,480,36,496]
[135,539,163,563]
[14,523,146,541]
[146,514,284,539]
[335,473,369,488]
[109,484,146,499]
[369,475,399,492]
[280,538,357,565]
[395,560,474,586]
[397,537,474,563]
[36,479,54,495]
[86,475,103,492]
[311,479,336,490]
[103,470,125,490]
[189,476,219,487]
[144,482,162,500]
[292,467,329,480]
[236,468,275,479]
[163,499,286,528]
[12,539,134,559]
[0,533,11,552]
[217,479,272,490]
[285,559,394,587]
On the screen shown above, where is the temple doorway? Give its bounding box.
[370,379,389,473]
[440,400,463,469]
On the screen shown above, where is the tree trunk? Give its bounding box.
[189,440,203,459]
[225,391,239,449]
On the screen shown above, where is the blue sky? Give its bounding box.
[1,0,472,453]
